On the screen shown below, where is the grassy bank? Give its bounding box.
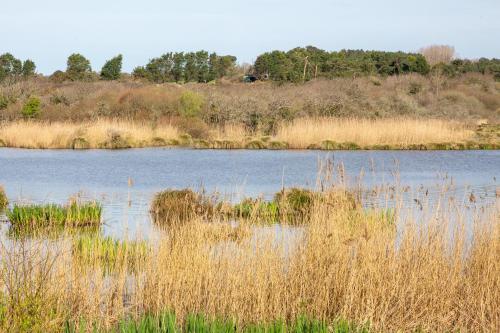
[0,184,498,332]
[1,118,497,150]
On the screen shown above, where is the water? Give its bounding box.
[1,148,498,237]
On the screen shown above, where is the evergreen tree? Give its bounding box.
[66,53,92,81]
[100,54,122,80]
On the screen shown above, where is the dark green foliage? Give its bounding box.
[22,59,36,77]
[100,54,122,80]
[21,96,41,118]
[0,53,36,82]
[133,51,236,83]
[66,53,92,81]
[434,58,500,78]
[253,46,430,82]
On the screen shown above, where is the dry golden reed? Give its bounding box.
[0,118,476,150]
[0,188,498,332]
[0,120,179,149]
[275,118,474,148]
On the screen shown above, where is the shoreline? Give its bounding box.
[1,140,499,151]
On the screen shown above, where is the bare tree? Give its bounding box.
[419,45,456,65]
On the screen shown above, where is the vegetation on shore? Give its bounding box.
[0,181,498,332]
[1,45,499,151]
[7,201,102,233]
[0,118,498,150]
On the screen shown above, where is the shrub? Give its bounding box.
[49,70,67,83]
[274,188,315,217]
[179,91,204,117]
[21,96,41,118]
[150,189,214,226]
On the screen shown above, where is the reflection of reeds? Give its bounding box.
[0,184,498,332]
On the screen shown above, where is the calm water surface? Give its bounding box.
[1,148,498,237]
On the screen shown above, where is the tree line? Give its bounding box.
[132,52,237,83]
[1,47,499,84]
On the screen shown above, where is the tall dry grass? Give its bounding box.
[275,118,474,148]
[0,120,179,149]
[0,186,498,332]
[0,118,478,149]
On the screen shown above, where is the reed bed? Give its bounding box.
[0,118,492,150]
[7,201,102,231]
[0,184,498,332]
[72,234,149,271]
[275,118,475,149]
[0,120,179,149]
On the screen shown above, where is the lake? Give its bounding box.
[1,148,498,237]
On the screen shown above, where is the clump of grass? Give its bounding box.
[72,234,149,271]
[64,312,363,333]
[233,198,280,221]
[0,185,7,211]
[7,201,102,233]
[151,189,214,226]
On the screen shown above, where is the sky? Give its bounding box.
[1,0,499,74]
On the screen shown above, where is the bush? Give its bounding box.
[179,91,204,117]
[21,96,41,118]
[150,189,214,226]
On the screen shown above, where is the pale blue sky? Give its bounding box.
[1,0,499,74]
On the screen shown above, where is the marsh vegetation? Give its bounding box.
[0,177,498,332]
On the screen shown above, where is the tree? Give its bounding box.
[22,59,36,77]
[0,53,23,81]
[66,53,92,81]
[100,54,122,80]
